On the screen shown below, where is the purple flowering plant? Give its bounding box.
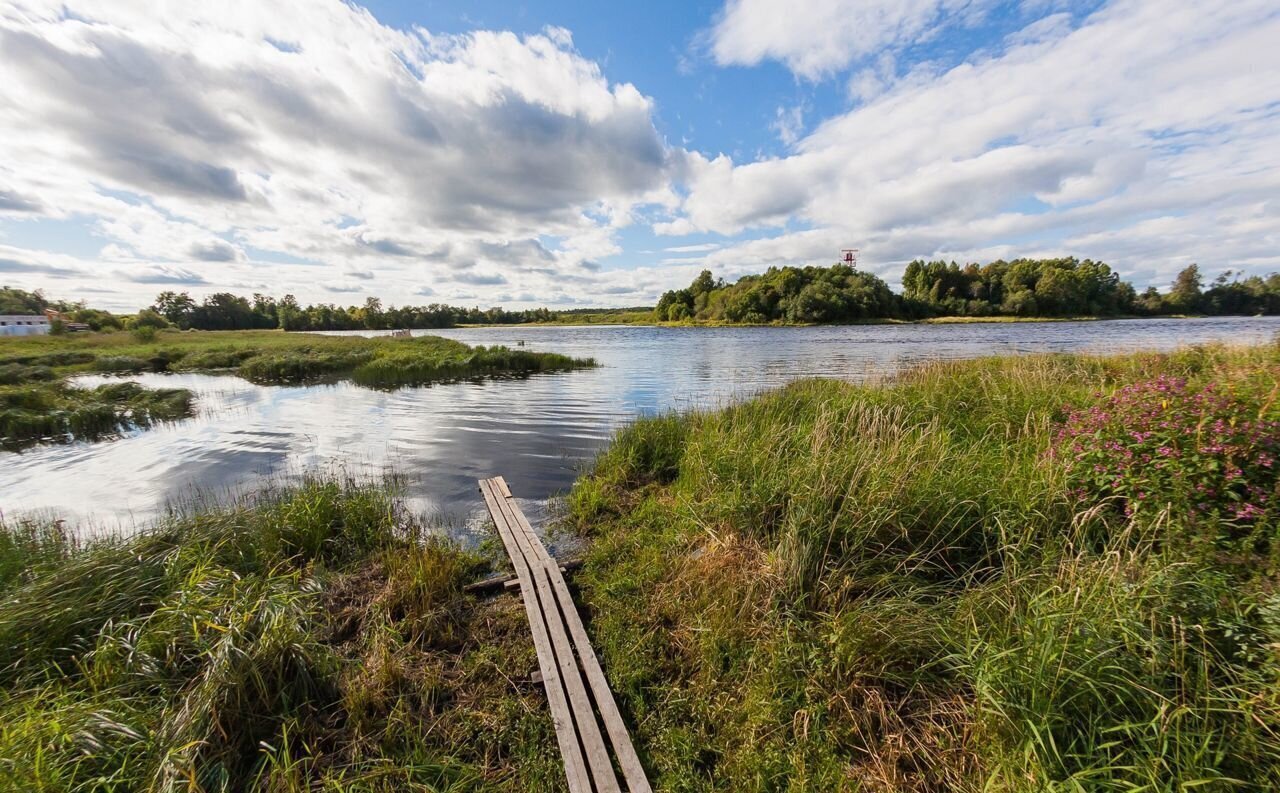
[1056,374,1280,527]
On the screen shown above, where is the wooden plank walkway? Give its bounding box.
[478,476,651,793]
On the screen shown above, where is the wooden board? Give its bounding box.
[479,477,653,793]
[492,478,653,793]
[478,479,593,792]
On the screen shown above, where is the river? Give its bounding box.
[3,317,1278,539]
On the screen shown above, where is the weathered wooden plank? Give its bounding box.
[478,479,593,793]
[487,481,622,793]
[493,477,653,793]
[462,559,584,594]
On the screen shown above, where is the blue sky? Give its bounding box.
[0,0,1277,310]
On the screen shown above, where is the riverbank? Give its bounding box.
[564,340,1280,789]
[0,330,595,449]
[3,341,1277,789]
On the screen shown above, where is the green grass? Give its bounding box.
[0,380,193,450]
[0,476,570,792]
[563,341,1280,791]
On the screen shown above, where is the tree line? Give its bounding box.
[148,292,558,331]
[656,259,1280,323]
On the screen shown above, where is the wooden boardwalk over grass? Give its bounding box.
[478,476,651,793]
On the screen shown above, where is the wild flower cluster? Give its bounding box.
[1058,375,1279,526]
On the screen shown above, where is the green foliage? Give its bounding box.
[658,260,1280,324]
[153,290,571,331]
[0,286,49,315]
[568,343,1280,791]
[902,256,1138,317]
[657,264,899,323]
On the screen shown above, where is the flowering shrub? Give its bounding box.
[1058,375,1279,527]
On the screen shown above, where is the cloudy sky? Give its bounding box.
[1,0,1277,311]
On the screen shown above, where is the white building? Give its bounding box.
[0,315,52,336]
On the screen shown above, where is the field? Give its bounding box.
[2,341,1277,791]
[0,330,595,449]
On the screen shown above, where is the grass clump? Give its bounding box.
[565,341,1280,791]
[0,380,193,450]
[0,477,574,791]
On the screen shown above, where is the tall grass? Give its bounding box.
[0,380,192,450]
[0,476,572,792]
[567,341,1280,791]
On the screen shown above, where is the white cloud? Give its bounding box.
[708,0,994,79]
[671,0,1280,288]
[771,104,805,147]
[0,0,675,308]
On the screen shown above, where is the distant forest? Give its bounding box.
[5,258,1278,334]
[147,292,559,332]
[656,259,1280,323]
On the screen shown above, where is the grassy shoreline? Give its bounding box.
[0,330,595,449]
[3,341,1278,790]
[563,340,1280,790]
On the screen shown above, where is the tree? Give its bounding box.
[690,270,716,297]
[130,308,171,330]
[1168,264,1203,313]
[153,291,197,327]
[0,286,48,314]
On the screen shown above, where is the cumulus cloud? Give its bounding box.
[671,0,1280,288]
[0,0,675,307]
[708,0,994,79]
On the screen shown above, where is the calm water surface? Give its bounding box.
[3,318,1278,539]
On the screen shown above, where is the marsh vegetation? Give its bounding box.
[0,477,573,791]
[0,330,594,449]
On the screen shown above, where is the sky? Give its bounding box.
[0,0,1278,312]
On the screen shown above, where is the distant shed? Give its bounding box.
[0,315,51,336]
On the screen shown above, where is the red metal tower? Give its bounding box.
[841,248,859,267]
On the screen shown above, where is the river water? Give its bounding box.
[3,317,1278,538]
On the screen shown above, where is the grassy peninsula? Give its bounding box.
[0,331,594,449]
[2,341,1278,790]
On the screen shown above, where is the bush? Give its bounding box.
[1058,374,1280,529]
